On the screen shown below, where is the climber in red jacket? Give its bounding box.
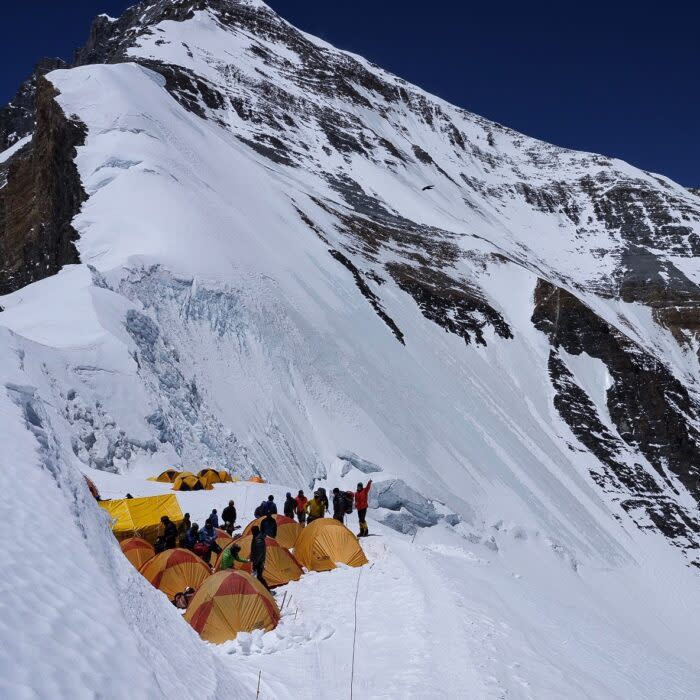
[355,480,372,537]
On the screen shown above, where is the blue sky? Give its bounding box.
[1,1,697,185]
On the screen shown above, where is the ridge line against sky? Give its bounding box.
[1,0,697,186]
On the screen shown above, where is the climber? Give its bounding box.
[160,515,178,550]
[355,480,372,537]
[257,495,277,517]
[260,512,278,539]
[208,509,219,529]
[173,586,196,610]
[295,490,308,526]
[250,525,269,589]
[316,487,329,511]
[221,500,237,534]
[183,522,200,550]
[332,487,346,523]
[197,519,222,564]
[178,513,192,546]
[283,492,296,519]
[219,543,249,571]
[305,491,326,524]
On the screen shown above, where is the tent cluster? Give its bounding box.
[104,493,367,646]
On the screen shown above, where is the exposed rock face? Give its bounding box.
[532,280,700,561]
[0,58,65,151]
[0,78,86,295]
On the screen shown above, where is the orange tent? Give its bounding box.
[210,529,234,568]
[150,469,180,483]
[140,548,211,600]
[120,537,155,570]
[248,475,265,483]
[184,570,280,643]
[294,518,368,572]
[242,515,301,549]
[216,535,303,587]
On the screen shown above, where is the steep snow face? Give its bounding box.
[0,337,257,699]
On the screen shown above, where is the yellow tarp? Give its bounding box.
[100,495,183,543]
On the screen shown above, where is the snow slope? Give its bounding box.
[1,1,699,697]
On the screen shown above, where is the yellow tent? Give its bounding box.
[198,468,223,488]
[216,535,303,587]
[185,571,280,643]
[218,470,233,483]
[100,495,183,543]
[294,518,368,572]
[141,549,211,601]
[149,469,180,483]
[120,537,155,570]
[242,515,301,549]
[172,474,212,491]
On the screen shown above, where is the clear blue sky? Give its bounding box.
[1,1,697,185]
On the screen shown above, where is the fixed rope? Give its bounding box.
[350,566,363,700]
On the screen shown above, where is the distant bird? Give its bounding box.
[422,185,434,191]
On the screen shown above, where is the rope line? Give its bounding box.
[350,566,363,700]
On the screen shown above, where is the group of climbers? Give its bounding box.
[282,481,373,536]
[171,504,238,563]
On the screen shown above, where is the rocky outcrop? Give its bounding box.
[0,78,86,295]
[0,58,65,151]
[532,279,700,561]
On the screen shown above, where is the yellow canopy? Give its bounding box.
[172,474,212,491]
[149,469,180,483]
[198,468,223,488]
[100,495,183,543]
[294,518,368,572]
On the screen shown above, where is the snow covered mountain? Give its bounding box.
[2,1,700,697]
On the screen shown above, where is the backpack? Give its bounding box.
[193,542,210,558]
[254,505,263,518]
[344,491,354,514]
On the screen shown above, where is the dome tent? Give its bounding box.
[120,537,155,570]
[184,570,280,643]
[140,548,211,600]
[172,474,211,491]
[150,469,180,483]
[198,468,222,488]
[216,535,303,587]
[294,518,368,572]
[242,515,301,549]
[210,529,234,568]
[218,470,234,483]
